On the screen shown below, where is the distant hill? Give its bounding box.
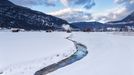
[0,0,69,31]
[107,11,134,23]
[122,11,134,22]
[71,11,134,31]
[105,11,134,29]
[70,22,105,31]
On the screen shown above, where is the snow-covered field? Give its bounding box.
[0,32,134,75]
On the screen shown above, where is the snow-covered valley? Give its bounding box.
[0,32,134,75]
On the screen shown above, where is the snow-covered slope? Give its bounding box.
[0,32,134,75]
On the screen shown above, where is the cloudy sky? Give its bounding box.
[9,0,134,23]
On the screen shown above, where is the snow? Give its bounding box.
[62,24,71,30]
[0,32,134,75]
[50,32,134,75]
[0,32,75,75]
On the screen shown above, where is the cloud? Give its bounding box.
[48,0,134,23]
[114,0,134,15]
[114,0,134,4]
[60,0,95,9]
[114,0,134,11]
[93,6,128,22]
[10,0,95,9]
[92,0,134,22]
[9,0,57,6]
[49,8,93,22]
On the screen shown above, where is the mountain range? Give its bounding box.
[70,11,134,31]
[0,0,69,31]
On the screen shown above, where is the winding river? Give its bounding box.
[34,36,88,75]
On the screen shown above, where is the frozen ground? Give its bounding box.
[0,32,134,75]
[50,32,134,75]
[0,32,75,75]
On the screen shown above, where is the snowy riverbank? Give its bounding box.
[0,32,134,75]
